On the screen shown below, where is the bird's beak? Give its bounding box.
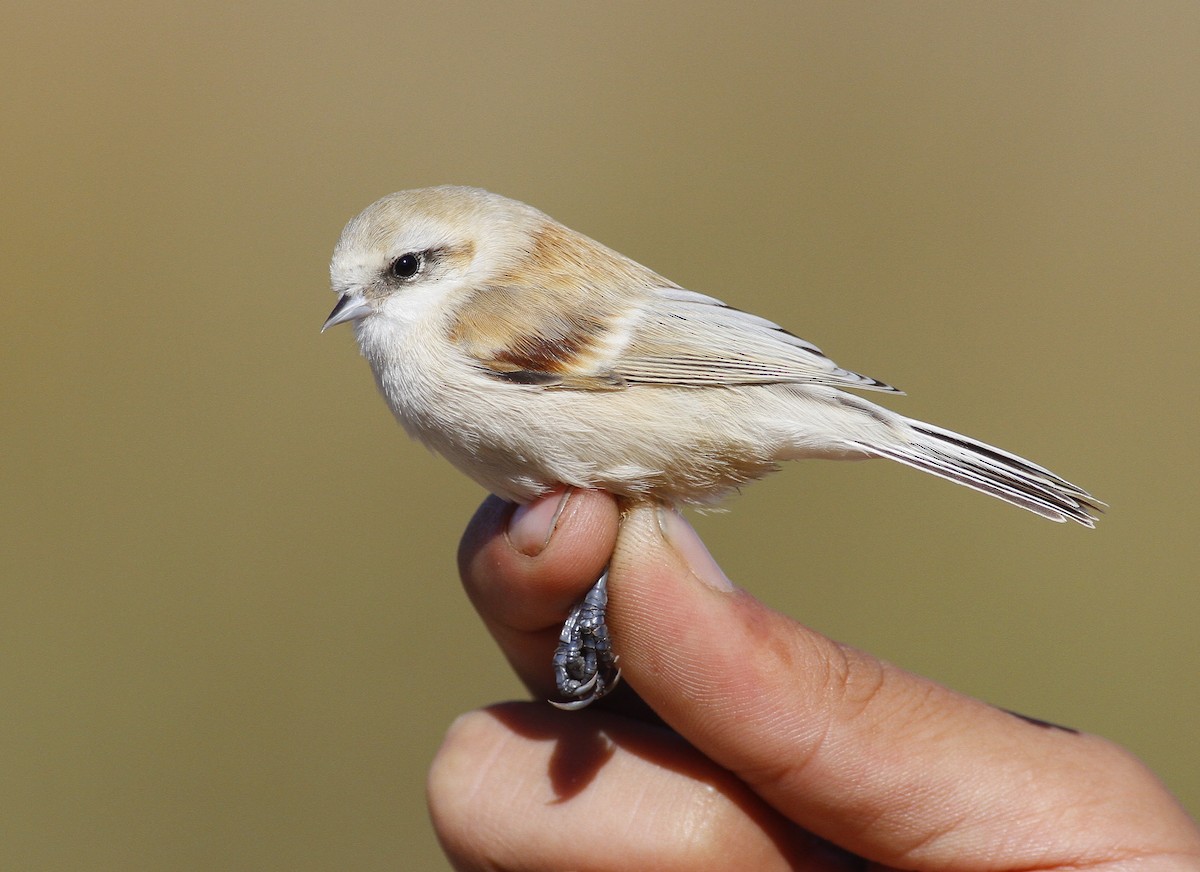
[322,292,371,333]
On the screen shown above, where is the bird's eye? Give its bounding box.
[389,252,423,280]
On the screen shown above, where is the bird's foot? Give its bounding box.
[549,570,620,710]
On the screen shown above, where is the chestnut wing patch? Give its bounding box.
[456,299,628,390]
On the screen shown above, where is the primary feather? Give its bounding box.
[616,287,900,392]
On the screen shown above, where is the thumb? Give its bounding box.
[605,504,1199,870]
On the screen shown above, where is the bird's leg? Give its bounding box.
[550,570,620,710]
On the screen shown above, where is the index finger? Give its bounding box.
[456,488,622,702]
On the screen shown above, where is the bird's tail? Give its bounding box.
[850,417,1103,527]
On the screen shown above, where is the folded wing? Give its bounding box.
[611,288,900,393]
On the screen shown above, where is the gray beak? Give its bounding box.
[321,292,371,333]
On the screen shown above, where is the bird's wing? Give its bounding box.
[609,288,900,393]
[449,220,898,395]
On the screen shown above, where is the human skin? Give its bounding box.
[428,489,1200,871]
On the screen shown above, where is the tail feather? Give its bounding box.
[850,419,1103,527]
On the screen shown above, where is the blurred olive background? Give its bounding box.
[2,2,1197,869]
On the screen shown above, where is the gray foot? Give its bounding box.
[550,571,621,710]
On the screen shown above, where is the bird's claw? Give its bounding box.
[549,571,620,710]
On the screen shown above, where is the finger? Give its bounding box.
[606,504,1200,870]
[427,702,859,872]
[457,489,621,700]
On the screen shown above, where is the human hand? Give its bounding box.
[429,489,1200,871]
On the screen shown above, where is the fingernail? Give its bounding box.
[509,489,572,556]
[656,506,735,592]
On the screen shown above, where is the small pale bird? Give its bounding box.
[323,186,1101,708]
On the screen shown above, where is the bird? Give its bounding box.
[322,185,1101,708]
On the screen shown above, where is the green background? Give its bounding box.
[3,3,1197,869]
